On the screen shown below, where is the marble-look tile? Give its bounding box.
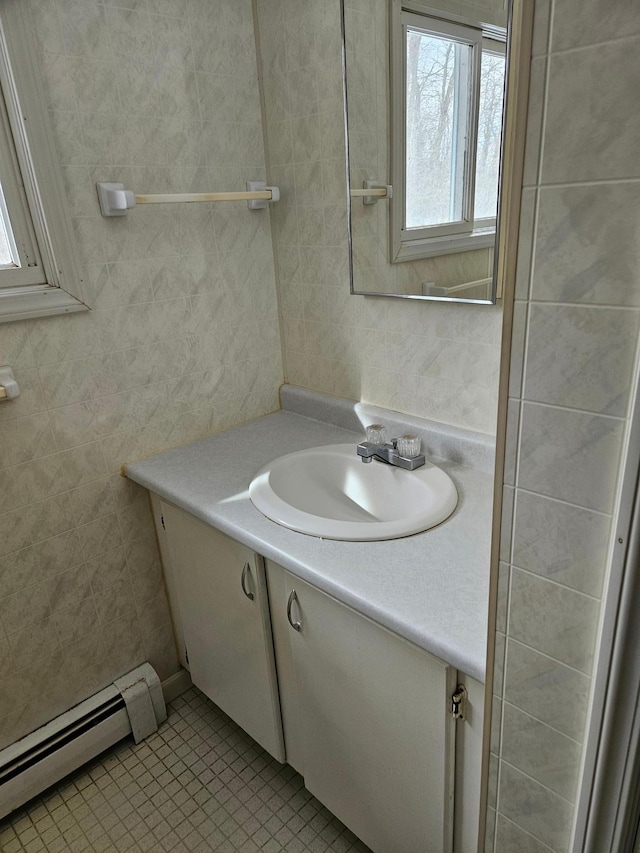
[86,546,129,594]
[18,443,108,505]
[0,370,47,426]
[512,490,611,597]
[53,596,100,648]
[143,622,179,681]
[485,806,497,853]
[25,0,65,54]
[0,322,35,369]
[0,649,67,722]
[7,616,61,670]
[0,509,35,560]
[148,0,189,16]
[493,630,506,698]
[504,639,591,739]
[75,513,122,561]
[26,493,75,545]
[509,568,599,673]
[291,115,323,164]
[488,754,499,808]
[100,613,146,677]
[0,468,27,515]
[518,402,624,514]
[0,633,13,679]
[500,487,514,563]
[495,814,557,853]
[1,493,76,559]
[532,183,640,307]
[62,630,107,679]
[38,51,77,111]
[491,695,503,756]
[48,109,86,167]
[503,400,520,487]
[1,413,56,469]
[416,375,499,435]
[66,478,116,527]
[136,590,172,638]
[501,702,582,802]
[496,565,510,635]
[48,564,94,615]
[522,58,547,187]
[60,0,111,59]
[524,304,639,416]
[0,531,84,599]
[70,58,121,115]
[149,12,193,67]
[531,0,552,56]
[508,301,528,399]
[0,582,52,637]
[542,39,640,183]
[128,542,163,603]
[551,0,640,51]
[117,498,154,546]
[93,577,137,626]
[498,762,573,851]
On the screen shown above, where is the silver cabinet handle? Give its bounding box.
[287,589,301,631]
[241,563,254,600]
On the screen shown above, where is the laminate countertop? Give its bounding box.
[126,407,494,682]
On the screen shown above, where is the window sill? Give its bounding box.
[394,229,496,263]
[0,284,88,323]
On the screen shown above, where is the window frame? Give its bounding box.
[390,1,507,263]
[0,4,87,323]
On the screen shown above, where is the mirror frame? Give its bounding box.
[340,0,529,305]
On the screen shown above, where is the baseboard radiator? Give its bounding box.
[0,663,167,820]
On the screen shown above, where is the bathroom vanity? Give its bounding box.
[126,388,494,853]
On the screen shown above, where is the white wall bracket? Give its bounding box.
[246,181,280,209]
[0,365,20,400]
[96,182,136,217]
[350,181,393,205]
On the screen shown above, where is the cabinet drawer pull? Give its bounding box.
[241,563,254,600]
[287,589,301,631]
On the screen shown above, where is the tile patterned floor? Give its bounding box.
[0,687,370,853]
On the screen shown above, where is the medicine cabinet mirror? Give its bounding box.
[342,0,517,304]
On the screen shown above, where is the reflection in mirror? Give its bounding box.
[342,0,510,303]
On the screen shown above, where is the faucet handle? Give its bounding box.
[397,434,422,458]
[365,424,387,445]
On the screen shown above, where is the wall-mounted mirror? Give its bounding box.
[342,0,511,303]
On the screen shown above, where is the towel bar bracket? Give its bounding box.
[0,366,20,401]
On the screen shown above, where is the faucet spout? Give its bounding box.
[356,440,426,471]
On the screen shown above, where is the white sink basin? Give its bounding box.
[249,444,458,541]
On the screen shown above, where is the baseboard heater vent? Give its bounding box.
[0,662,166,820]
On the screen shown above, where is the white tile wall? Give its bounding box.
[0,0,283,750]
[488,0,640,849]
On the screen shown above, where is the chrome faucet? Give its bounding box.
[357,437,426,471]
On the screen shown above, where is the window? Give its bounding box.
[0,5,87,322]
[0,83,47,289]
[391,5,506,261]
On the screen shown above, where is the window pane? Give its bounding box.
[0,180,20,270]
[405,27,471,230]
[474,49,506,221]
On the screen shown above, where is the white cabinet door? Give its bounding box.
[284,572,456,853]
[160,502,285,762]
